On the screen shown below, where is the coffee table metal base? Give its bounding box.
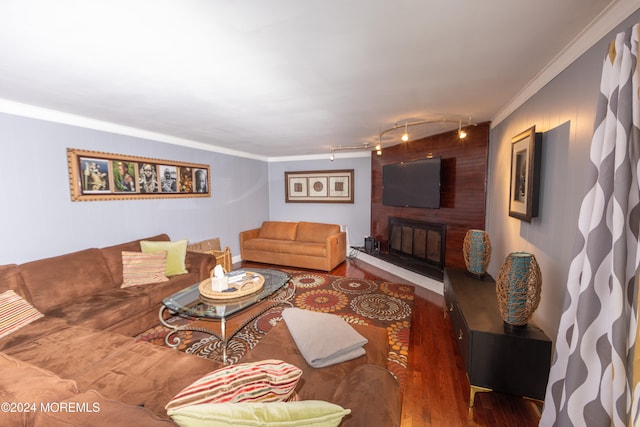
[158,300,293,364]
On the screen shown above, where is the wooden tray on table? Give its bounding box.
[199,272,265,300]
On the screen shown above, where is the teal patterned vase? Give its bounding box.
[496,252,542,326]
[462,229,491,278]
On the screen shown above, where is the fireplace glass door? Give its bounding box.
[388,218,445,269]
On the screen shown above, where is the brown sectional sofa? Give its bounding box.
[240,221,347,271]
[0,234,401,426]
[242,321,402,427]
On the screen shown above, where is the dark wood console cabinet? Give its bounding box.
[443,268,552,406]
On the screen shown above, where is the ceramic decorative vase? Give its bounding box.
[496,252,542,327]
[462,229,492,279]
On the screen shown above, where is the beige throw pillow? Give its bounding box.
[165,359,302,411]
[121,251,169,287]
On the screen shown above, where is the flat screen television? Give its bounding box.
[382,157,441,208]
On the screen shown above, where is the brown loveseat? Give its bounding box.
[0,234,401,426]
[240,221,347,271]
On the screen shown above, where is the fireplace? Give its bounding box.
[385,217,446,278]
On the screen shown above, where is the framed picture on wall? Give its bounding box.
[508,126,542,222]
[194,168,209,193]
[78,156,112,194]
[138,163,160,193]
[285,169,354,203]
[68,148,211,201]
[112,160,137,193]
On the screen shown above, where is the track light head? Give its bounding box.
[401,122,409,142]
[458,120,467,139]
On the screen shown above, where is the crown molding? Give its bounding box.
[491,0,639,127]
[0,98,268,161]
[268,150,371,163]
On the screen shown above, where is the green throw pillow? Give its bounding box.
[140,239,188,276]
[167,401,350,427]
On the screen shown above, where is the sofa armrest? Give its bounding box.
[326,232,347,268]
[239,228,261,259]
[185,251,217,281]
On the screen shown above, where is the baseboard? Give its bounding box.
[235,252,444,295]
[353,251,444,295]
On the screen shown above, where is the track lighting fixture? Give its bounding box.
[329,144,373,161]
[327,116,476,160]
[379,117,475,145]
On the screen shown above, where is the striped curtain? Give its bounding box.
[540,24,639,426]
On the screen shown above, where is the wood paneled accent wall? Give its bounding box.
[371,122,490,269]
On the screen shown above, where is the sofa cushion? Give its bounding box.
[296,222,341,243]
[141,239,189,276]
[243,239,327,257]
[3,325,134,379]
[72,340,221,416]
[168,401,350,427]
[4,328,220,416]
[257,221,298,241]
[0,351,79,426]
[165,359,302,411]
[122,270,200,307]
[0,290,44,339]
[0,317,72,352]
[101,234,170,284]
[121,251,169,287]
[332,364,401,427]
[33,390,176,427]
[44,288,152,330]
[19,248,115,313]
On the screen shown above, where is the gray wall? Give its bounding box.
[0,113,269,264]
[0,112,370,266]
[486,9,640,341]
[267,155,372,249]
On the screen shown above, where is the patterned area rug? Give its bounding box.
[136,271,415,388]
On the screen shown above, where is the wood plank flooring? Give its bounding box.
[240,258,543,426]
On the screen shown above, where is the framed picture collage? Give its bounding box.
[67,148,211,201]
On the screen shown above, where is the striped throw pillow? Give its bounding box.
[121,251,169,288]
[0,290,44,339]
[165,359,302,411]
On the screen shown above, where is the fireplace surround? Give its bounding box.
[370,122,490,272]
[374,217,446,280]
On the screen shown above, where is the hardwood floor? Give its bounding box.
[241,257,542,426]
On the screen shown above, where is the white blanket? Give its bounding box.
[281,308,368,368]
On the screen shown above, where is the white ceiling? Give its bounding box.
[0,0,634,159]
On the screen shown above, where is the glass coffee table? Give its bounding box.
[159,268,292,364]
